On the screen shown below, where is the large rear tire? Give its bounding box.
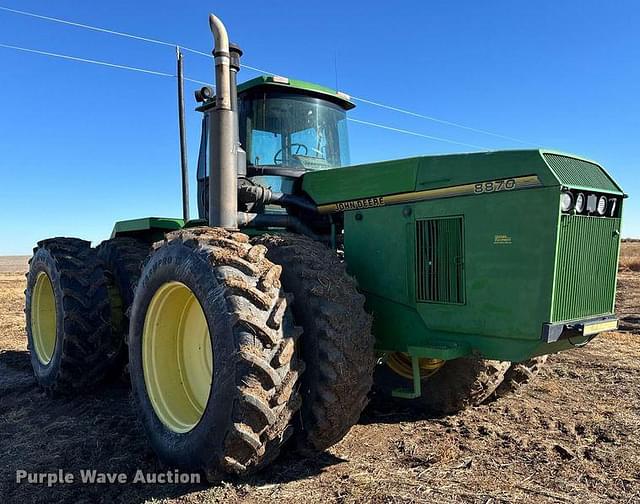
[254,233,375,453]
[374,357,511,415]
[128,228,303,479]
[25,238,116,394]
[96,237,150,374]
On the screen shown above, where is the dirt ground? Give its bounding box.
[1,246,639,504]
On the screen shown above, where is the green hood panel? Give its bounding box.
[302,157,421,204]
[301,150,622,206]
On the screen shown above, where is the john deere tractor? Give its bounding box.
[25,14,624,479]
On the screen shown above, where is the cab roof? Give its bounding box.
[237,75,355,110]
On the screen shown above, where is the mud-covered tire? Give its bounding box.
[96,237,150,373]
[374,358,511,415]
[253,233,375,453]
[129,227,303,479]
[494,355,548,398]
[25,238,116,395]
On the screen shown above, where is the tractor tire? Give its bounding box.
[494,355,549,398]
[128,227,303,479]
[96,237,150,374]
[25,237,116,395]
[374,357,511,415]
[253,233,375,453]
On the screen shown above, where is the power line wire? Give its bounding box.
[236,61,274,75]
[183,76,215,87]
[350,96,534,145]
[348,118,490,150]
[0,6,176,48]
[0,42,487,149]
[0,43,174,77]
[0,5,267,75]
[0,42,214,87]
[0,4,537,146]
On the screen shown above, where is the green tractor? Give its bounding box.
[25,14,624,479]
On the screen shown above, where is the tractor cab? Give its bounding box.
[196,76,354,218]
[238,76,353,171]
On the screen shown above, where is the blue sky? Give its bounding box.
[0,0,638,255]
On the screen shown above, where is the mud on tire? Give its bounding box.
[254,233,375,453]
[25,238,116,394]
[128,227,303,479]
[495,355,549,398]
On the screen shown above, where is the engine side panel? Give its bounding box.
[343,185,561,361]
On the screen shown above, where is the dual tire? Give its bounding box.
[25,238,117,394]
[127,228,303,478]
[127,230,376,476]
[253,233,375,453]
[25,236,152,393]
[25,230,374,478]
[96,237,150,376]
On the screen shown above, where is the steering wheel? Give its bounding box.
[273,143,308,165]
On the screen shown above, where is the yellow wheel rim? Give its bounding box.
[142,281,213,433]
[386,352,445,380]
[31,271,57,365]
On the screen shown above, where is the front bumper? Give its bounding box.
[541,315,618,343]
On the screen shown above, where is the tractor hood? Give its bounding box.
[301,150,623,214]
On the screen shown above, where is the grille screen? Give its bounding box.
[544,153,619,193]
[552,215,620,322]
[416,217,464,304]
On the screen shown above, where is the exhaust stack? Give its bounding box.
[208,14,237,229]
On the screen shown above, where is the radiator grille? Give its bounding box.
[416,217,464,304]
[543,153,619,193]
[552,215,620,322]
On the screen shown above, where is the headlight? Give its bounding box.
[587,194,598,213]
[560,192,574,212]
[575,192,586,213]
[597,195,607,215]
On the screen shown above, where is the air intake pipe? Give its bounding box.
[229,43,246,178]
[208,14,237,229]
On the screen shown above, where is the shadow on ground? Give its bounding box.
[0,350,344,504]
[620,316,640,333]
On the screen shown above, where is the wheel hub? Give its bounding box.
[31,271,57,365]
[142,281,213,433]
[386,352,444,380]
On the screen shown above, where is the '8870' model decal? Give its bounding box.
[316,175,542,214]
[473,178,518,194]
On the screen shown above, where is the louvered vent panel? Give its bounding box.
[416,217,465,304]
[543,153,619,193]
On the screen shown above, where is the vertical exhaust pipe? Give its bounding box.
[208,14,237,229]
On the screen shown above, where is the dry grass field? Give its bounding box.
[621,240,640,272]
[0,245,638,503]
